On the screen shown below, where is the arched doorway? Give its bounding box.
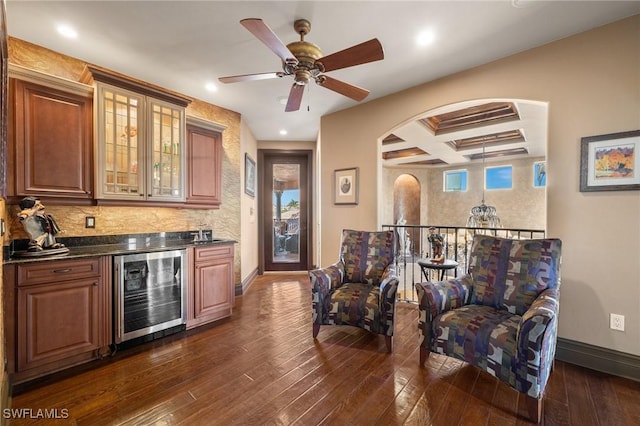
[393,174,421,257]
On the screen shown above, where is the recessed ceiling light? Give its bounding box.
[205,82,218,92]
[277,96,288,105]
[416,29,435,47]
[279,129,288,136]
[57,24,78,39]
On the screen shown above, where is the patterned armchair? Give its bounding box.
[309,229,399,352]
[415,235,562,423]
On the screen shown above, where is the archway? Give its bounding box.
[393,173,421,256]
[379,98,548,231]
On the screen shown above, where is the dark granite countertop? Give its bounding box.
[3,231,235,265]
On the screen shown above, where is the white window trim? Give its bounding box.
[443,169,468,192]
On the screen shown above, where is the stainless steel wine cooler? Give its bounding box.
[114,249,187,344]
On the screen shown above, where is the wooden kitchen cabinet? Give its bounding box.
[186,116,225,208]
[8,75,93,201]
[5,257,111,383]
[187,243,235,329]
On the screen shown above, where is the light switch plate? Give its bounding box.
[0,218,5,236]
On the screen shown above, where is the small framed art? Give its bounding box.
[244,153,256,197]
[580,130,640,192]
[334,167,359,205]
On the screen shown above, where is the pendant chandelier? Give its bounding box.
[467,141,501,228]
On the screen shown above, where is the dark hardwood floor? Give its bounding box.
[8,273,640,425]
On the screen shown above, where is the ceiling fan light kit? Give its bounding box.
[219,18,384,112]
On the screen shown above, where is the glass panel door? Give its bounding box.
[150,100,183,200]
[262,152,309,272]
[273,163,300,263]
[96,84,185,201]
[100,87,143,198]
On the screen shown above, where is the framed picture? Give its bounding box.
[244,153,256,197]
[334,167,359,205]
[580,130,640,192]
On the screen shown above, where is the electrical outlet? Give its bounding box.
[610,313,625,331]
[85,216,96,229]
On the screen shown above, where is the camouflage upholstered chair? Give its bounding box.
[309,229,399,353]
[415,235,562,423]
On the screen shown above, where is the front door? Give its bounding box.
[260,150,311,272]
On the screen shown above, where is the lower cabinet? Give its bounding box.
[5,257,111,383]
[187,243,235,329]
[3,244,235,384]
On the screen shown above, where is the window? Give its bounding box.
[485,165,512,190]
[534,161,546,187]
[444,169,468,192]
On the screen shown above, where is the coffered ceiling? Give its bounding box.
[382,99,548,167]
[5,1,639,145]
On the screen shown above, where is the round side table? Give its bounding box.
[417,258,459,282]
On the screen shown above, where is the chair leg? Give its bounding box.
[312,323,320,338]
[384,336,392,353]
[419,346,430,366]
[526,395,542,424]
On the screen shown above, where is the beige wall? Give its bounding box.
[241,119,258,283]
[4,38,243,284]
[319,16,640,355]
[436,157,545,229]
[382,157,546,230]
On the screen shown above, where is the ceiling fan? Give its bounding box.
[219,18,384,112]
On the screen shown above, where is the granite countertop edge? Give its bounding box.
[3,231,236,265]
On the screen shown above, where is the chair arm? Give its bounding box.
[309,261,344,324]
[415,275,473,320]
[515,287,560,398]
[379,264,399,317]
[415,275,473,350]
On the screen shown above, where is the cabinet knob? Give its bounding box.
[53,268,72,273]
[93,282,99,286]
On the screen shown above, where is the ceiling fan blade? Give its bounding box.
[219,72,285,84]
[316,38,384,72]
[316,75,370,101]
[285,84,305,112]
[240,18,297,64]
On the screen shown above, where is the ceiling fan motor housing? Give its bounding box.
[293,69,312,85]
[285,41,323,72]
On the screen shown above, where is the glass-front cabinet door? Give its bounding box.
[99,85,144,198]
[150,100,183,199]
[96,83,184,201]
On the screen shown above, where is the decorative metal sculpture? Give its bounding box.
[427,227,444,263]
[17,197,68,255]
